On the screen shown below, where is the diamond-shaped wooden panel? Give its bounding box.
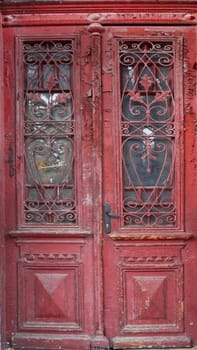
[35,273,68,318]
[121,268,182,333]
[19,266,82,330]
[133,276,166,320]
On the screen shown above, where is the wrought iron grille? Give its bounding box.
[120,40,176,227]
[23,40,76,224]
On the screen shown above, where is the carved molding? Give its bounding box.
[110,231,192,240]
[22,253,79,263]
[1,10,197,26]
[120,255,177,265]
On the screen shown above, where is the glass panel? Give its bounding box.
[23,40,76,224]
[120,40,176,227]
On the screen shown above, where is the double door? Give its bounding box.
[4,23,197,349]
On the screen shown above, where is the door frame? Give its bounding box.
[0,2,197,349]
[0,10,5,350]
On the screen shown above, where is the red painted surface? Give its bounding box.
[0,10,5,350]
[0,2,197,349]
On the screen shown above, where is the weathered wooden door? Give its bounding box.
[5,25,97,350]
[2,10,197,350]
[102,25,197,349]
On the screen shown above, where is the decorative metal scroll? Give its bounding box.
[120,40,176,226]
[23,40,76,224]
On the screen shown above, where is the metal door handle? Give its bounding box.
[103,203,120,233]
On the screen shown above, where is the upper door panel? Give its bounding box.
[102,26,196,239]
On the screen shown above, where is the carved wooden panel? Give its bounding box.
[117,245,183,334]
[18,245,84,331]
[1,7,197,27]
[120,269,182,333]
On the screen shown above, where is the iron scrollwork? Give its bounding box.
[23,40,76,224]
[120,40,177,227]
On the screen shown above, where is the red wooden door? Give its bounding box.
[102,26,196,349]
[3,16,197,350]
[4,25,97,350]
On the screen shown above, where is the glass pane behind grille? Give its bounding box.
[23,40,76,225]
[120,40,176,227]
